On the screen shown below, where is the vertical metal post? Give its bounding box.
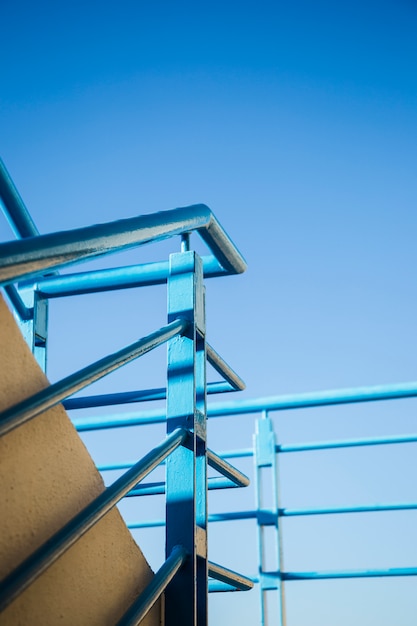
[254,411,285,626]
[165,250,207,626]
[17,284,49,373]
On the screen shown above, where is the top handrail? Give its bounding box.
[0,205,246,287]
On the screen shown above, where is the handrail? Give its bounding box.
[0,428,188,613]
[117,545,187,626]
[0,205,246,287]
[0,318,187,437]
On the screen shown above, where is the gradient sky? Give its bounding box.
[1,1,417,624]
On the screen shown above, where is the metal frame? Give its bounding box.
[2,159,417,625]
[0,159,252,624]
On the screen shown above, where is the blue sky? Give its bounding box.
[1,1,417,624]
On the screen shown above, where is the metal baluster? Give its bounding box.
[254,411,285,626]
[165,249,208,625]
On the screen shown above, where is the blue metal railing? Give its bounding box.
[1,158,416,625]
[0,158,252,625]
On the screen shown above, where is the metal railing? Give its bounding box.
[0,158,252,625]
[1,158,416,625]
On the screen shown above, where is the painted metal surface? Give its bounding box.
[126,477,245,498]
[63,381,236,410]
[254,413,284,626]
[207,561,254,591]
[165,251,208,625]
[3,160,417,625]
[0,161,253,624]
[34,256,229,298]
[206,449,250,487]
[0,204,246,287]
[69,380,417,430]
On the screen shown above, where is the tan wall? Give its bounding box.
[0,295,161,625]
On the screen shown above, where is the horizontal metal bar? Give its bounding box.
[72,412,167,431]
[117,545,187,626]
[34,256,228,298]
[281,502,417,517]
[98,452,253,471]
[278,433,417,453]
[130,500,417,527]
[206,343,245,391]
[64,381,233,411]
[208,581,247,592]
[217,448,254,459]
[0,318,187,437]
[128,519,166,529]
[0,205,246,287]
[0,428,187,612]
[126,476,241,497]
[205,502,417,522]
[281,567,417,581]
[127,510,257,529]
[196,432,417,460]
[71,381,417,431]
[208,511,258,523]
[208,561,254,591]
[204,381,417,416]
[86,433,417,471]
[0,159,40,239]
[207,449,250,487]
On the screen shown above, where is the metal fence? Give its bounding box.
[1,158,416,625]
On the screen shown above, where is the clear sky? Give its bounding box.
[1,1,417,624]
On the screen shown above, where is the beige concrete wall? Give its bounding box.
[0,295,162,625]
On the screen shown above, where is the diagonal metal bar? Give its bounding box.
[0,158,40,239]
[206,343,245,391]
[0,318,188,437]
[0,428,188,613]
[206,449,250,487]
[208,561,254,591]
[0,205,246,287]
[117,545,187,626]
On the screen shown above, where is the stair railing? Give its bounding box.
[0,159,252,626]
